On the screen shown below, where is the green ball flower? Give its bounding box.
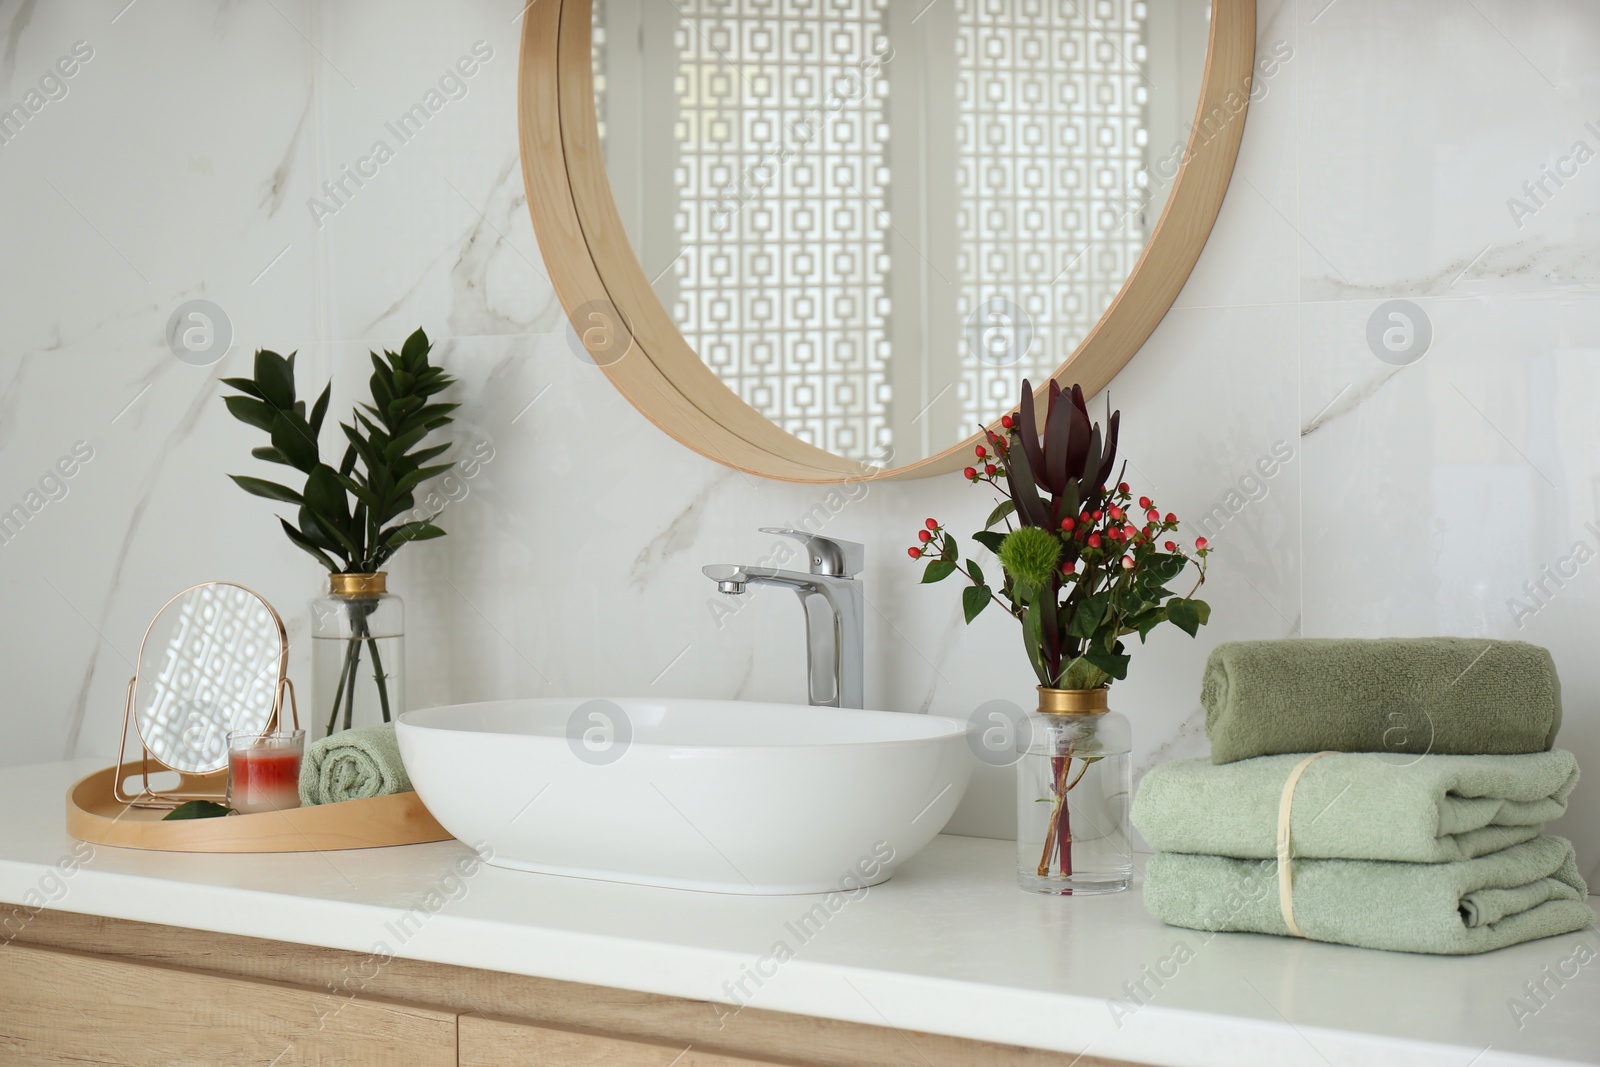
[998,526,1061,591]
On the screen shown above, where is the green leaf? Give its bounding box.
[1127,607,1167,642]
[224,395,277,433]
[228,475,304,505]
[393,463,456,495]
[310,383,332,436]
[1021,606,1049,687]
[163,800,232,821]
[1068,592,1109,640]
[967,560,985,587]
[271,411,319,472]
[962,584,991,624]
[251,446,292,466]
[972,530,1006,555]
[386,396,424,425]
[400,327,431,367]
[220,377,263,399]
[921,559,957,583]
[295,506,346,553]
[984,499,1016,530]
[1033,582,1060,667]
[254,349,296,409]
[381,520,446,549]
[385,423,433,463]
[375,491,416,526]
[1164,597,1211,637]
[407,443,451,468]
[941,533,959,562]
[407,402,459,426]
[303,464,351,528]
[1083,644,1131,680]
[335,472,382,510]
[279,517,338,572]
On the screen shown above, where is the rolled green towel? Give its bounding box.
[298,723,413,807]
[1144,836,1593,955]
[1132,750,1579,863]
[1203,638,1562,764]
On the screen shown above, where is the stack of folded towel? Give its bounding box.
[1132,638,1594,954]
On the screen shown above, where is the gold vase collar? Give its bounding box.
[1036,686,1109,715]
[329,572,387,596]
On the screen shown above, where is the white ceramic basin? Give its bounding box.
[396,698,971,895]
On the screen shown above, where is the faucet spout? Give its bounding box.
[701,534,866,709]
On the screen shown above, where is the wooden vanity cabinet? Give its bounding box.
[4,910,1140,1067]
[0,943,455,1066]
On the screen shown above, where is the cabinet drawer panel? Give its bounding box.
[0,943,455,1067]
[462,1014,797,1066]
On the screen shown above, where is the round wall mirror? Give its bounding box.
[521,0,1256,481]
[132,582,287,775]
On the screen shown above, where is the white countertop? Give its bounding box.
[2,760,1596,1067]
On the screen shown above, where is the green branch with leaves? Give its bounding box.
[221,328,457,573]
[221,327,457,734]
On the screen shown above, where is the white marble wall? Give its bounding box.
[1,0,1597,884]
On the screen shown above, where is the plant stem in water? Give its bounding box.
[326,634,359,736]
[366,635,391,722]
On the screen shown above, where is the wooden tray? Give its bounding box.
[66,766,454,853]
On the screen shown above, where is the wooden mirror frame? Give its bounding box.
[519,0,1256,482]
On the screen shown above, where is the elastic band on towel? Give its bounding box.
[1276,751,1336,938]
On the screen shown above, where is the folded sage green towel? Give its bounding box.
[1145,836,1593,955]
[1133,750,1579,863]
[298,723,412,807]
[1203,638,1562,764]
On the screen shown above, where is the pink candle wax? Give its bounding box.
[228,748,302,814]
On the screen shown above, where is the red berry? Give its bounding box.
[908,547,921,558]
[1146,508,1160,522]
[1125,523,1137,537]
[1000,415,1015,429]
[1164,512,1177,524]
[925,518,938,530]
[975,445,987,458]
[1109,505,1124,521]
[1092,509,1103,521]
[1060,517,1076,532]
[1060,561,1076,576]
[964,466,977,479]
[1119,482,1130,493]
[1088,533,1102,548]
[1165,541,1177,552]
[1121,553,1135,570]
[1106,527,1120,542]
[1080,512,1091,525]
[1139,496,1151,509]
[1195,537,1209,550]
[918,529,932,543]
[985,464,997,476]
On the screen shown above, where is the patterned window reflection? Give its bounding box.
[671,0,892,460]
[957,0,1148,428]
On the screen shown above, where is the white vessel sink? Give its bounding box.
[396,698,971,895]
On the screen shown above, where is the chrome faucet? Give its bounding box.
[704,528,865,709]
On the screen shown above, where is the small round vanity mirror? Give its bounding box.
[132,583,288,775]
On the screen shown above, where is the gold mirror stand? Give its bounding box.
[112,584,300,810]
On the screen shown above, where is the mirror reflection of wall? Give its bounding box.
[597,0,1207,465]
[135,584,284,775]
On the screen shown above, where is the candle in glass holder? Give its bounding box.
[227,730,305,814]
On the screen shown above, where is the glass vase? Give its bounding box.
[1017,687,1132,895]
[309,572,405,739]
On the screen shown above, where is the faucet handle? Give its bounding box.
[760,528,865,578]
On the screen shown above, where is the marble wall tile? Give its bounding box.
[0,0,1595,883]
